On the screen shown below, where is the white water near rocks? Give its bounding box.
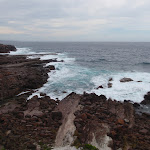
[91,72,150,103]
[7,47,150,103]
[53,146,79,150]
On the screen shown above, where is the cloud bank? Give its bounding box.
[0,0,150,41]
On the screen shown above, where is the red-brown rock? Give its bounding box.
[117,119,125,125]
[120,78,133,82]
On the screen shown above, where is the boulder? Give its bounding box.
[109,78,113,81]
[51,111,62,120]
[46,65,55,70]
[96,85,103,89]
[108,83,112,88]
[120,78,133,82]
[141,92,150,105]
[117,119,125,125]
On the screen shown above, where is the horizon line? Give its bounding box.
[1,39,150,43]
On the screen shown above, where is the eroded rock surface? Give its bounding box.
[72,93,149,150]
[55,93,81,147]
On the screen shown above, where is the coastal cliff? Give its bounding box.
[0,44,150,150]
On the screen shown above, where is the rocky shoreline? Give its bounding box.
[0,44,150,150]
[0,54,56,104]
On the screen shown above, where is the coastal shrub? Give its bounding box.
[42,144,52,150]
[38,142,53,150]
[73,138,82,148]
[1,147,6,150]
[72,130,82,148]
[82,144,98,150]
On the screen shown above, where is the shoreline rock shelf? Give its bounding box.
[0,55,56,104]
[0,44,150,150]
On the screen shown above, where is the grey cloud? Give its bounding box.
[0,0,150,41]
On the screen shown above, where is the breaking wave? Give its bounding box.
[11,47,150,103]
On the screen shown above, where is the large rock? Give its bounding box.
[141,92,150,105]
[120,78,133,82]
[0,44,16,53]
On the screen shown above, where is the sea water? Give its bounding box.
[1,41,150,103]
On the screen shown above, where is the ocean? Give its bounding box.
[1,41,150,103]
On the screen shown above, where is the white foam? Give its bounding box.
[8,47,75,65]
[13,47,148,103]
[39,53,75,65]
[27,55,41,59]
[90,72,150,103]
[17,91,30,96]
[9,47,35,55]
[27,92,42,101]
[27,52,77,100]
[40,54,58,60]
[61,57,76,63]
[28,66,77,100]
[53,146,79,150]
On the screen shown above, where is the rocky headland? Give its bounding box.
[0,44,150,150]
[0,44,16,53]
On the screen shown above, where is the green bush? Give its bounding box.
[1,147,6,150]
[38,142,53,150]
[82,144,99,150]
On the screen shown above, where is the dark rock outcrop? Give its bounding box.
[46,65,55,70]
[0,44,16,53]
[120,78,133,82]
[96,85,103,89]
[141,92,150,105]
[108,82,112,88]
[0,55,55,104]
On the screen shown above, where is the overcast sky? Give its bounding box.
[0,0,150,41]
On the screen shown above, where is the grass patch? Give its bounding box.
[38,142,53,150]
[81,144,99,150]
